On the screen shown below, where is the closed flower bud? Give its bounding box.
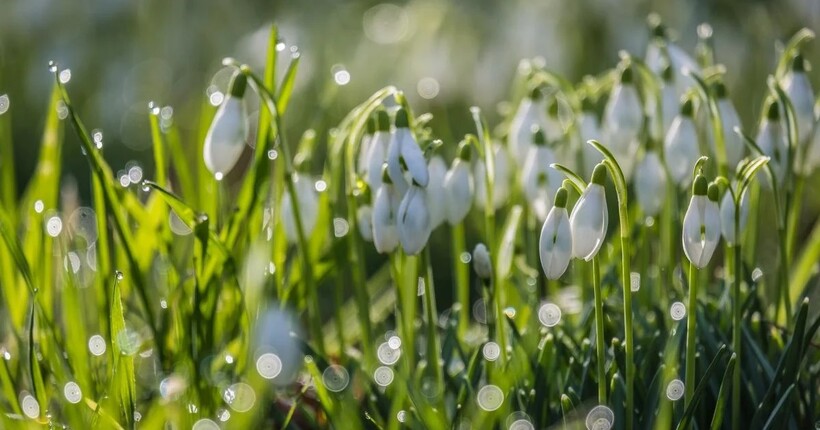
[472,243,492,280]
[712,82,745,169]
[634,150,667,216]
[569,164,608,261]
[426,155,448,229]
[444,144,474,225]
[782,54,815,145]
[475,143,512,210]
[603,66,643,159]
[664,98,701,187]
[372,170,401,254]
[522,128,563,220]
[203,72,249,177]
[397,183,431,255]
[357,205,374,242]
[682,176,720,268]
[756,100,787,186]
[282,174,319,244]
[509,85,550,165]
[539,188,572,280]
[366,110,392,190]
[719,185,750,245]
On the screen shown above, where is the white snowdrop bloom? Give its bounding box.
[372,171,401,254]
[357,116,376,177]
[781,54,815,146]
[509,86,550,165]
[634,151,667,217]
[472,243,492,280]
[366,110,392,190]
[203,72,248,177]
[396,183,431,255]
[386,107,428,193]
[281,174,319,244]
[426,155,448,229]
[357,205,374,242]
[682,177,720,268]
[579,105,604,179]
[659,67,680,135]
[756,100,787,186]
[803,117,820,174]
[719,185,750,245]
[664,98,701,188]
[475,143,512,210]
[569,164,608,261]
[443,145,474,225]
[521,129,563,221]
[539,188,572,280]
[645,21,699,96]
[711,82,744,169]
[603,66,643,158]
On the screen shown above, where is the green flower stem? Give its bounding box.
[731,241,742,430]
[452,222,470,337]
[684,261,699,407]
[592,256,607,405]
[421,248,443,397]
[391,252,417,368]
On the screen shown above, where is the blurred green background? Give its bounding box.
[1,0,818,197]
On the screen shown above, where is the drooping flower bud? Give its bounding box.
[756,100,787,186]
[282,174,319,244]
[365,110,392,190]
[397,182,431,255]
[509,85,550,165]
[425,155,448,229]
[711,82,745,169]
[472,243,492,280]
[386,107,428,193]
[539,187,572,280]
[682,175,720,268]
[203,72,249,177]
[357,204,374,242]
[634,150,667,217]
[569,164,608,261]
[522,128,563,220]
[357,116,377,177]
[782,54,815,146]
[372,166,400,254]
[664,97,701,187]
[719,185,750,245]
[443,142,474,225]
[603,65,643,178]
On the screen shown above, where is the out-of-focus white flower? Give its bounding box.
[386,107,428,194]
[521,128,563,220]
[509,86,550,165]
[443,144,474,225]
[719,185,750,245]
[539,188,572,280]
[282,174,319,244]
[634,150,667,217]
[475,143,511,210]
[682,176,720,268]
[660,66,680,135]
[372,170,401,254]
[603,66,643,179]
[426,155,448,229]
[365,110,392,190]
[569,164,608,261]
[204,72,248,177]
[756,100,787,186]
[472,243,492,280]
[664,98,701,188]
[645,19,699,96]
[397,183,431,255]
[357,204,373,242]
[357,116,376,177]
[803,115,820,174]
[711,82,744,169]
[781,54,815,146]
[579,99,604,179]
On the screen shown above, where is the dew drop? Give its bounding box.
[59,69,72,84]
[192,418,220,430]
[670,301,686,321]
[482,342,501,362]
[256,353,283,379]
[217,408,231,422]
[63,381,82,404]
[48,61,58,73]
[45,216,63,237]
[397,410,407,423]
[666,379,684,401]
[585,405,614,430]
[115,271,124,281]
[387,335,401,349]
[214,172,224,181]
[630,272,641,292]
[537,302,562,327]
[322,365,350,392]
[459,252,472,264]
[751,267,763,282]
[21,394,40,419]
[333,218,350,238]
[0,94,9,115]
[377,341,401,365]
[506,411,534,430]
[373,366,394,387]
[314,180,328,192]
[223,383,255,412]
[33,200,44,213]
[88,334,106,356]
[133,411,142,422]
[128,166,144,184]
[267,149,278,160]
[477,385,504,411]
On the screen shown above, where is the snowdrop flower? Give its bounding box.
[357,116,376,177]
[579,99,603,179]
[472,243,492,281]
[659,65,680,136]
[664,98,700,188]
[645,18,699,96]
[782,54,815,146]
[539,187,572,280]
[711,82,745,169]
[426,155,448,229]
[203,72,248,177]
[397,182,431,255]
[522,128,563,220]
[509,85,550,165]
[603,66,643,178]
[365,110,391,190]
[682,176,720,268]
[756,100,787,186]
[282,174,319,244]
[443,143,474,225]
[719,186,750,245]
[569,164,608,261]
[475,143,512,210]
[357,204,374,242]
[386,107,428,194]
[372,167,401,254]
[803,117,820,174]
[634,149,667,217]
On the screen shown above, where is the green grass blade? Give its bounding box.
[276,52,300,116]
[496,205,523,280]
[710,353,736,430]
[109,274,136,428]
[0,97,15,216]
[674,345,729,430]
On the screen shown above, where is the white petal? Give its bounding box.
[783,71,815,144]
[366,132,390,190]
[397,185,431,255]
[282,175,318,244]
[372,184,399,254]
[539,207,572,280]
[569,184,608,261]
[425,156,448,229]
[472,243,492,279]
[203,97,247,176]
[634,152,667,216]
[716,99,744,168]
[522,146,561,220]
[396,128,429,187]
[664,116,700,187]
[509,98,549,165]
[682,195,720,268]
[755,120,786,186]
[603,84,642,155]
[719,188,749,245]
[357,134,372,176]
[444,160,474,225]
[386,130,409,195]
[357,205,373,242]
[579,113,604,178]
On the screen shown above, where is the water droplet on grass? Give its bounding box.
[88,335,106,356]
[115,271,124,281]
[322,365,350,392]
[477,385,504,411]
[459,252,471,263]
[0,94,9,115]
[193,419,220,430]
[538,302,562,327]
[387,335,401,349]
[48,61,58,72]
[585,405,614,430]
[223,383,255,412]
[666,379,684,401]
[21,394,40,419]
[314,180,328,192]
[373,366,394,387]
[59,69,72,83]
[377,342,401,365]
[46,216,63,237]
[397,410,407,422]
[751,267,763,282]
[63,382,82,404]
[483,342,501,361]
[333,218,349,237]
[630,272,640,292]
[267,149,278,160]
[256,353,282,379]
[670,302,686,321]
[33,200,44,213]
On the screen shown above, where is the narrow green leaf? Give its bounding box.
[496,205,523,280]
[710,353,736,430]
[109,274,136,427]
[551,162,587,194]
[675,345,728,430]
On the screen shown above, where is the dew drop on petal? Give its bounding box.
[63,381,82,404]
[256,353,283,379]
[373,366,394,387]
[670,301,686,321]
[88,335,106,356]
[214,172,224,181]
[21,394,40,419]
[585,405,614,430]
[630,272,641,292]
[482,342,501,362]
[477,385,504,411]
[223,383,256,412]
[322,365,350,392]
[666,379,684,401]
[538,302,562,327]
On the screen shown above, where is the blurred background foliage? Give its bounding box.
[1,0,818,198]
